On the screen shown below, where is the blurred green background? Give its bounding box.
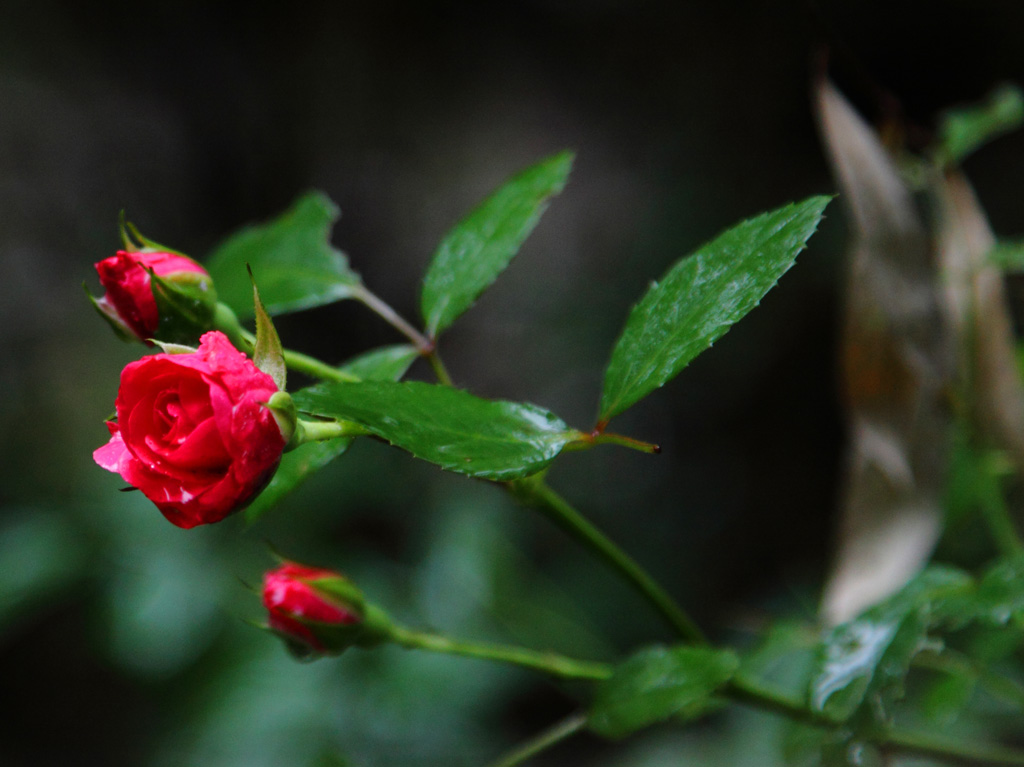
[3,1,1024,765]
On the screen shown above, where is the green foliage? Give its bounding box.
[293,381,580,480]
[420,151,573,338]
[206,192,361,318]
[245,439,353,525]
[969,553,1024,628]
[244,345,419,523]
[337,344,419,382]
[989,239,1024,271]
[599,196,830,422]
[809,567,974,722]
[589,645,739,738]
[938,84,1024,166]
[250,269,287,391]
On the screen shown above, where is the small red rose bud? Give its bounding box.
[90,249,217,345]
[262,563,377,658]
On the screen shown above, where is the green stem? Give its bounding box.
[726,676,835,728]
[914,648,1024,712]
[295,418,371,444]
[387,624,612,681]
[977,452,1024,556]
[352,285,433,354]
[486,714,589,767]
[728,675,1024,767]
[877,728,1024,767]
[236,328,360,383]
[562,431,661,455]
[510,476,708,645]
[426,349,454,386]
[591,432,660,454]
[350,285,455,385]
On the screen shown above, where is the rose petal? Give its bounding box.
[160,416,230,472]
[93,425,130,474]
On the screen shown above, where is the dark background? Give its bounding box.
[2,1,1024,765]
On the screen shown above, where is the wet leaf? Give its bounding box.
[207,192,361,318]
[293,381,578,480]
[421,151,573,338]
[599,196,829,422]
[810,566,973,722]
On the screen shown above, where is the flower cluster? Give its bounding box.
[91,248,287,528]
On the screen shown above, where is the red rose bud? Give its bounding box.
[262,563,372,657]
[93,331,287,528]
[91,250,217,345]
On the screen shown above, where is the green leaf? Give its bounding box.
[589,645,739,739]
[292,381,578,480]
[938,84,1024,166]
[206,192,361,319]
[599,196,830,422]
[420,151,573,337]
[250,267,286,391]
[338,344,419,382]
[244,344,418,524]
[923,672,977,725]
[969,553,1024,628]
[809,566,974,722]
[244,439,353,524]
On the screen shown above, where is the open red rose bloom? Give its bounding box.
[93,331,287,528]
[94,250,211,342]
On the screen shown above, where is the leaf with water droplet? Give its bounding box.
[599,196,830,422]
[293,380,579,480]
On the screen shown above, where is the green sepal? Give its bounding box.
[265,391,298,447]
[265,622,369,661]
[84,282,136,342]
[150,340,198,355]
[148,267,218,345]
[306,574,367,615]
[267,579,394,659]
[119,212,189,256]
[249,265,287,391]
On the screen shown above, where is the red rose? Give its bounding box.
[94,250,214,343]
[93,331,286,528]
[263,563,363,653]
